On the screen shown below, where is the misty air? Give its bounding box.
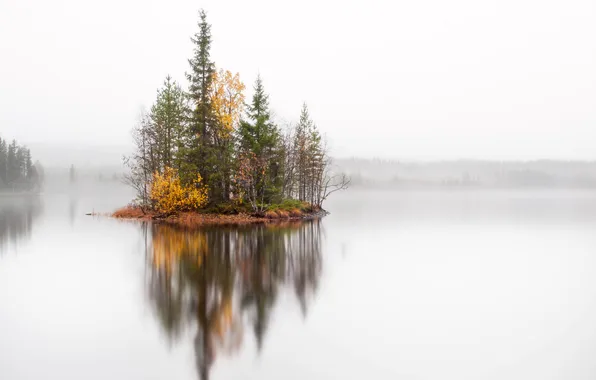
[1,1,596,380]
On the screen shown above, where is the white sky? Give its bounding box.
[1,0,595,160]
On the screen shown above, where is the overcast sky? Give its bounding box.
[1,0,595,161]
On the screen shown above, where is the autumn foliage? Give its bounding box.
[211,69,246,138]
[150,167,208,214]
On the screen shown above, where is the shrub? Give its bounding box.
[150,167,208,214]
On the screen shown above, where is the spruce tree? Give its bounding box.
[151,75,185,172]
[238,75,282,202]
[185,9,217,193]
[238,75,278,156]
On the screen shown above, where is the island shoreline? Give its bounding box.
[110,205,328,227]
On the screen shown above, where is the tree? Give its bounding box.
[283,104,349,207]
[186,9,217,195]
[285,103,322,202]
[124,110,154,208]
[15,146,26,179]
[237,76,282,204]
[150,75,186,174]
[236,151,268,212]
[125,76,194,208]
[24,148,32,178]
[7,140,18,184]
[317,169,351,207]
[210,69,246,201]
[0,137,40,191]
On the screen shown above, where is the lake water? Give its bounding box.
[2,186,596,380]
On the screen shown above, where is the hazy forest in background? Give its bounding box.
[340,159,596,189]
[0,136,43,193]
[27,156,596,193]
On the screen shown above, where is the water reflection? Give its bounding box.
[0,196,43,250]
[69,196,77,226]
[145,221,324,380]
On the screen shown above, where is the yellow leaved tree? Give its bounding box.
[150,167,208,214]
[211,69,246,138]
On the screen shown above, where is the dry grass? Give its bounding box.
[111,204,324,227]
[264,210,278,219]
[172,212,266,227]
[275,210,290,218]
[112,206,148,219]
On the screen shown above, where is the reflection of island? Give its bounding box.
[144,221,324,380]
[0,196,43,249]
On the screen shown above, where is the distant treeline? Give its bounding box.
[0,137,43,192]
[126,10,348,213]
[338,159,596,188]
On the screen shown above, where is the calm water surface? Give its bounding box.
[2,187,596,379]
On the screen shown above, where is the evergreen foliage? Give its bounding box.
[0,136,41,191]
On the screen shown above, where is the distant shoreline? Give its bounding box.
[0,191,40,197]
[349,183,596,190]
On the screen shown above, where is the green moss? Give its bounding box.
[198,199,315,216]
[266,199,312,212]
[201,202,252,215]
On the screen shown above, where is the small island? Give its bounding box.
[115,10,349,226]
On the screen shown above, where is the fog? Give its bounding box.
[1,0,596,160]
[3,2,596,380]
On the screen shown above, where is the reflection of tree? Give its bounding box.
[145,220,324,380]
[0,196,43,250]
